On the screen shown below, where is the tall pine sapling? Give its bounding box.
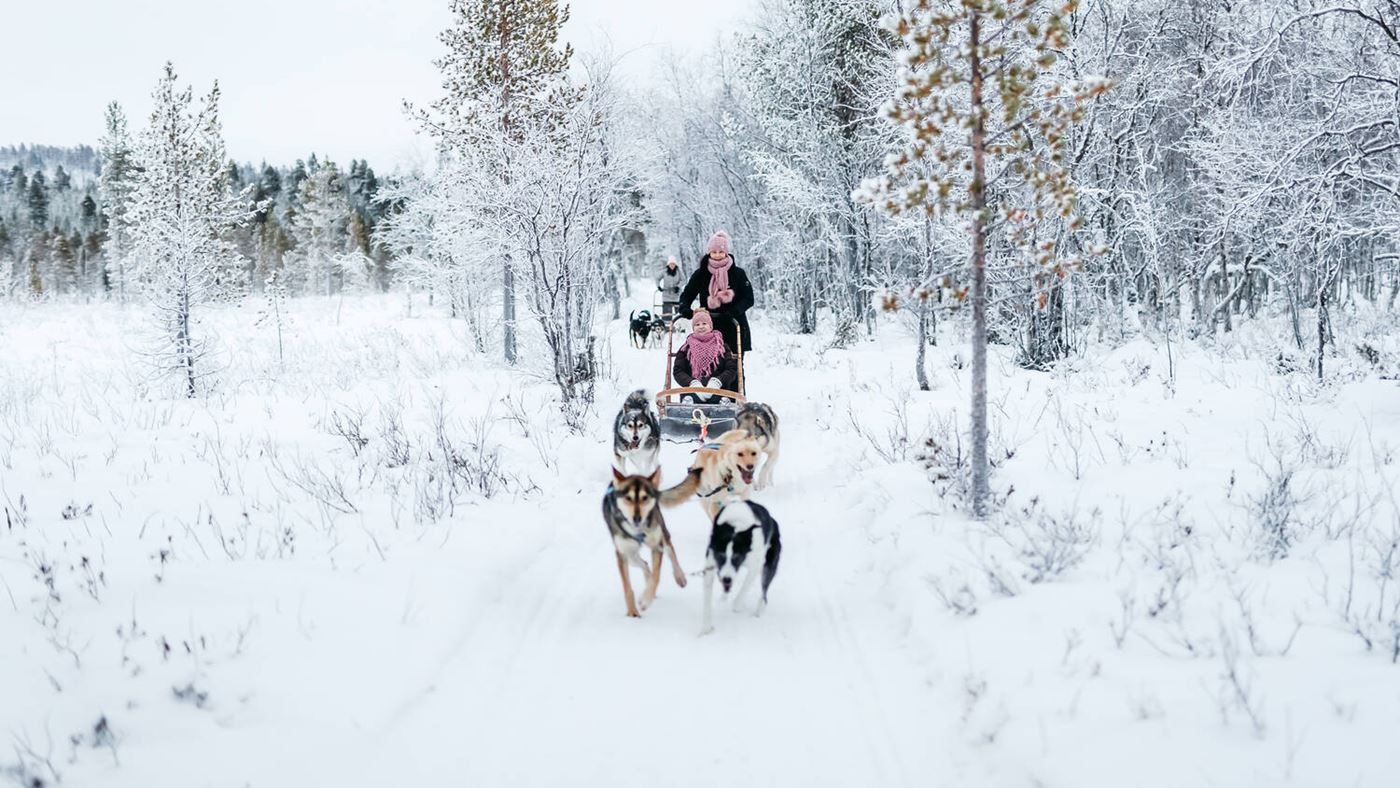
[99,101,137,303]
[289,158,351,297]
[257,269,291,367]
[856,0,1108,516]
[128,63,251,397]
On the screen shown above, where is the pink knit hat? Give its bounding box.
[707,230,731,255]
[691,310,714,330]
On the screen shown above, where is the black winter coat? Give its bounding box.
[678,254,755,351]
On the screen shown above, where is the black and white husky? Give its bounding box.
[700,499,782,635]
[613,389,660,474]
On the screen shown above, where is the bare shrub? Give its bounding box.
[376,405,412,468]
[991,498,1099,584]
[1247,460,1303,561]
[916,413,1015,510]
[327,407,369,456]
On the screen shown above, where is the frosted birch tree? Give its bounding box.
[412,0,576,365]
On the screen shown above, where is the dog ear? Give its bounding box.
[648,468,662,488]
[612,465,627,484]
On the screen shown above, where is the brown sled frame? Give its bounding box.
[656,322,745,443]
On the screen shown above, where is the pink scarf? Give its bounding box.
[707,255,733,302]
[682,330,727,381]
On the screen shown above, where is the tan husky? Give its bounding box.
[601,467,700,617]
[666,429,764,521]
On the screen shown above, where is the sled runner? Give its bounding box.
[656,323,745,443]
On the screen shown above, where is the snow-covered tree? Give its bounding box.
[288,158,350,296]
[415,60,641,416]
[99,101,137,302]
[858,0,1107,516]
[413,0,576,365]
[741,0,893,332]
[127,63,251,397]
[256,269,291,367]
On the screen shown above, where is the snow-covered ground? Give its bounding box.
[2,292,1398,787]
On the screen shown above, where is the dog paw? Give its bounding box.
[699,625,715,637]
[674,574,688,589]
[639,595,654,611]
[627,608,641,618]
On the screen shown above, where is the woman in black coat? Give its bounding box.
[678,230,754,352]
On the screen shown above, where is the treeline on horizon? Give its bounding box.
[0,142,396,298]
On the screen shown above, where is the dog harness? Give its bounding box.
[697,470,735,499]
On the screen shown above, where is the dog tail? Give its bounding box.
[623,388,650,410]
[660,467,702,508]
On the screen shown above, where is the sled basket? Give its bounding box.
[657,395,743,443]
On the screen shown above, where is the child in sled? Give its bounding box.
[672,310,738,403]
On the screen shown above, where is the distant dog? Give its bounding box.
[735,402,780,491]
[665,428,763,521]
[613,390,661,474]
[648,313,669,346]
[603,468,691,618]
[629,310,655,348]
[700,499,782,635]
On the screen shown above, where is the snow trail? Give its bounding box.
[326,315,942,787]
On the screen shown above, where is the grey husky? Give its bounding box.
[734,402,780,490]
[613,389,660,474]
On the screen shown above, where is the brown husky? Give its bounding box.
[602,467,702,617]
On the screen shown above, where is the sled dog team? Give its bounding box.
[606,390,781,634]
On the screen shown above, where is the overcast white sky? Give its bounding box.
[0,0,752,171]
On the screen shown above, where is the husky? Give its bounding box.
[700,499,782,635]
[602,467,700,617]
[735,402,780,491]
[629,309,655,349]
[664,428,763,521]
[648,312,669,346]
[613,390,660,474]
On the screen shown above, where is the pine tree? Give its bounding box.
[27,171,49,229]
[857,0,1108,517]
[6,165,25,197]
[80,193,98,230]
[256,269,291,367]
[128,63,251,397]
[53,165,72,192]
[52,230,77,293]
[100,101,138,301]
[417,0,577,365]
[289,158,351,296]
